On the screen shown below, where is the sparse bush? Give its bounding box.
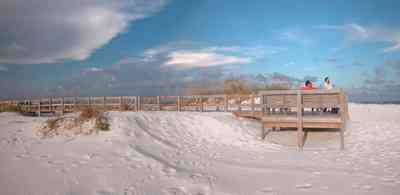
[120,104,130,111]
[79,106,100,120]
[224,79,253,95]
[0,104,23,113]
[95,114,110,131]
[46,118,59,130]
[79,106,110,131]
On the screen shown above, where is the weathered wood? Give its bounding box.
[251,94,255,116]
[61,97,64,115]
[38,99,41,117]
[103,96,106,110]
[49,97,53,112]
[119,96,123,111]
[339,90,346,150]
[224,95,228,112]
[200,97,204,112]
[136,96,141,111]
[297,90,304,149]
[177,96,181,112]
[259,89,342,96]
[157,96,161,111]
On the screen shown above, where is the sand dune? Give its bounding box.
[0,104,400,195]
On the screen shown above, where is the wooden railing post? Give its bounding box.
[49,97,53,113]
[238,96,242,111]
[251,93,255,116]
[297,90,304,150]
[61,97,64,115]
[88,96,91,108]
[224,95,228,112]
[339,89,346,150]
[119,96,123,111]
[136,96,140,111]
[38,99,41,117]
[177,96,181,112]
[73,97,77,111]
[157,96,161,111]
[103,96,106,110]
[200,96,204,112]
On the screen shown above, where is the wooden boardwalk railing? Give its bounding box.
[0,90,349,150]
[257,89,349,150]
[0,94,263,116]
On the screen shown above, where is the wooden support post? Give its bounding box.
[224,95,228,112]
[136,96,141,111]
[157,96,161,111]
[297,90,304,150]
[73,97,77,112]
[215,97,219,111]
[119,96,123,111]
[177,96,181,112]
[88,97,91,108]
[49,97,53,112]
[61,97,64,115]
[238,96,242,111]
[200,96,204,112]
[251,93,255,116]
[339,90,346,150]
[38,99,41,117]
[103,96,106,110]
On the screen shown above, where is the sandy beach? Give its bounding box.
[0,103,399,195]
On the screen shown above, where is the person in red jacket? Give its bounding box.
[301,80,317,90]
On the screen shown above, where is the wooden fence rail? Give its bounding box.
[0,94,263,116]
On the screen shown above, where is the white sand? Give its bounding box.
[1,103,400,195]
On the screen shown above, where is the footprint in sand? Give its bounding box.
[84,153,96,160]
[257,187,276,194]
[295,183,312,189]
[163,186,188,195]
[15,153,30,159]
[162,167,176,177]
[96,189,115,195]
[361,185,373,191]
[39,154,50,159]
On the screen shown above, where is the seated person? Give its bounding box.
[323,77,333,90]
[301,80,317,90]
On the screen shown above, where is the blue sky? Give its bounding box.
[1,0,400,101]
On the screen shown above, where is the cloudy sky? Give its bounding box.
[1,0,400,102]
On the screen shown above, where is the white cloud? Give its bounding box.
[164,51,251,68]
[0,0,168,64]
[317,23,400,53]
[114,42,282,70]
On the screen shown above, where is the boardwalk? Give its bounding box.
[0,89,349,149]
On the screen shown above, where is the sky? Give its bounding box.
[1,0,400,102]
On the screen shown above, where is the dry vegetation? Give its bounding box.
[37,106,110,138]
[223,79,253,95]
[0,104,23,113]
[186,79,289,96]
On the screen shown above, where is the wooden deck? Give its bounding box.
[233,89,349,150]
